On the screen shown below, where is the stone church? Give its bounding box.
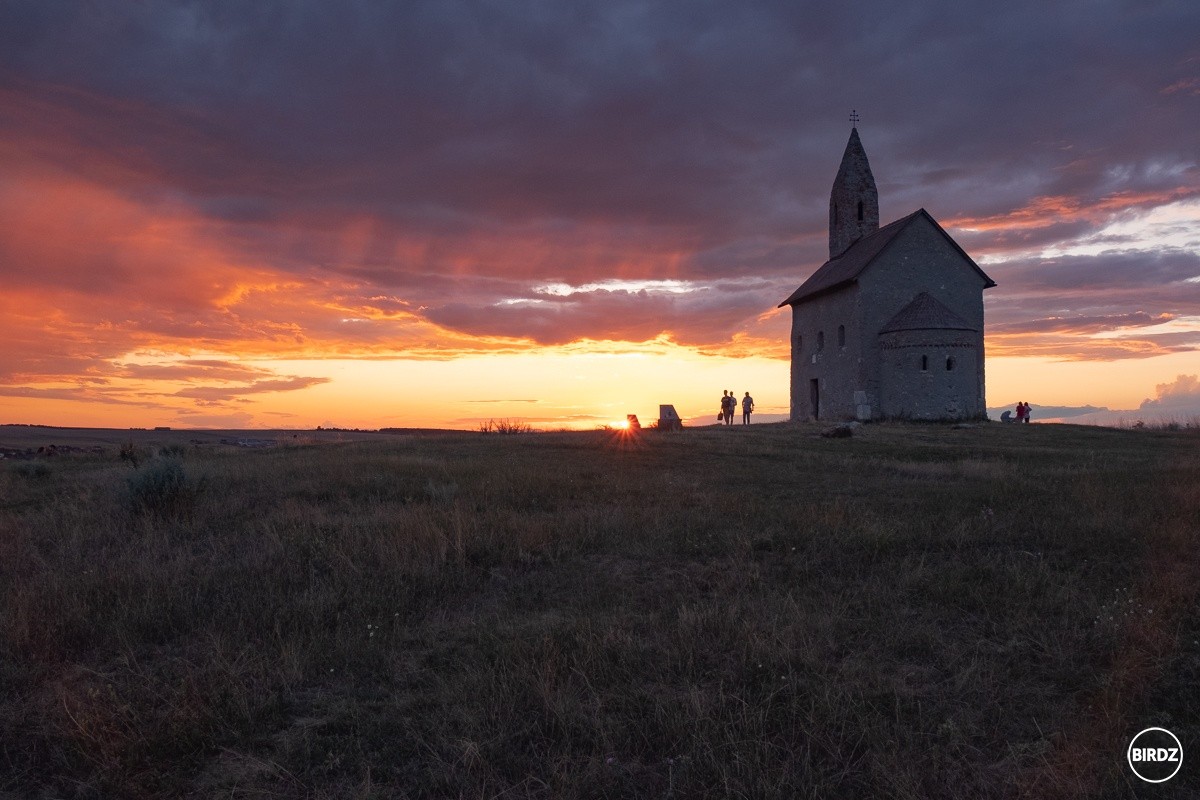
[778,126,996,421]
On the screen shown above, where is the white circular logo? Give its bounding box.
[1127,727,1183,783]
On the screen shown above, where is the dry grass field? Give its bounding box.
[1,422,1198,798]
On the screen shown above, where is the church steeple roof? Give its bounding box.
[829,126,879,259]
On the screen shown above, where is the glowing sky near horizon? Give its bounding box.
[1,1,1199,430]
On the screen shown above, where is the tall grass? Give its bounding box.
[1,423,1197,798]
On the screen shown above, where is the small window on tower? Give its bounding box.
[795,334,803,350]
[817,331,825,351]
[857,201,864,222]
[920,355,928,371]
[838,325,846,347]
[946,356,956,371]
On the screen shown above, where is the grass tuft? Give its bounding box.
[9,460,51,480]
[124,456,201,519]
[479,418,535,434]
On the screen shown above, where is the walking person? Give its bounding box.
[723,389,735,425]
[741,391,754,425]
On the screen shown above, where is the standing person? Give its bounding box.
[1014,402,1025,423]
[718,390,729,424]
[1023,402,1032,423]
[742,391,754,425]
[724,389,735,425]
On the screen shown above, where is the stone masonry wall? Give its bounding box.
[856,215,988,419]
[789,286,863,420]
[878,328,982,419]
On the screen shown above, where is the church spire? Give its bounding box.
[828,122,879,259]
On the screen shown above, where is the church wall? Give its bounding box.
[856,216,989,418]
[789,286,863,420]
[878,329,981,419]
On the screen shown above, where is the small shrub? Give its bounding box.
[118,441,147,468]
[494,418,533,435]
[159,443,188,459]
[11,461,50,479]
[424,478,459,504]
[821,423,855,438]
[125,457,199,518]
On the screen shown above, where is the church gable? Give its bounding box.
[857,211,990,359]
[855,209,995,294]
[778,208,993,310]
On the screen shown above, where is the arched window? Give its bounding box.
[795,334,803,351]
[837,325,846,347]
[857,201,864,222]
[920,355,928,371]
[946,356,956,371]
[817,331,825,351]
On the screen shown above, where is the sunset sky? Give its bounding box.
[2,1,1199,430]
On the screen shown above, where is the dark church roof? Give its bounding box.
[777,208,996,307]
[880,292,976,333]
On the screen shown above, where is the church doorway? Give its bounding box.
[809,378,820,420]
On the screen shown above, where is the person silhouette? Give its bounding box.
[724,389,735,425]
[741,391,754,424]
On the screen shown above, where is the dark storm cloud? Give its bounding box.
[6,1,1197,226]
[989,249,1200,294]
[981,249,1200,354]
[424,279,784,346]
[1,0,1198,362]
[987,288,1200,335]
[991,312,1176,336]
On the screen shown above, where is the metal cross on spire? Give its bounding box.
[849,109,860,127]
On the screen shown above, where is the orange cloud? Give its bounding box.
[986,333,1200,361]
[948,188,1199,233]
